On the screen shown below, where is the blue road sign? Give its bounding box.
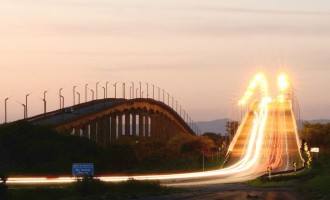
[72,163,94,176]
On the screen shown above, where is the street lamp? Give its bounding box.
[102,87,106,99]
[96,82,99,99]
[146,83,149,98]
[129,86,132,99]
[59,88,63,109]
[21,104,26,119]
[77,92,81,104]
[139,81,142,98]
[25,93,31,118]
[90,89,95,101]
[61,95,64,109]
[73,85,77,106]
[122,83,126,99]
[136,88,139,98]
[106,82,109,98]
[152,84,155,100]
[113,83,117,98]
[43,90,48,114]
[131,82,134,99]
[5,96,12,123]
[162,89,165,102]
[85,84,88,102]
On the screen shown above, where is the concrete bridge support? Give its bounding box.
[125,112,130,136]
[118,114,123,138]
[111,116,117,141]
[139,114,144,136]
[90,121,97,142]
[132,113,137,136]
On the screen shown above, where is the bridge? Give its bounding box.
[28,98,197,147]
[6,72,305,186]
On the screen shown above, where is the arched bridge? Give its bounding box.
[29,98,197,147]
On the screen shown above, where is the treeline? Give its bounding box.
[299,122,330,150]
[0,121,215,176]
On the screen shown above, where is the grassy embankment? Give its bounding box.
[246,151,330,200]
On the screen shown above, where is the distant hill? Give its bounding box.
[196,118,330,134]
[298,119,330,130]
[196,118,229,135]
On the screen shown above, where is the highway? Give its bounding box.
[5,73,304,186]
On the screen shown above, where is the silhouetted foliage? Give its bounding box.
[73,175,106,196]
[0,121,101,175]
[0,172,8,200]
[299,122,330,150]
[0,121,216,175]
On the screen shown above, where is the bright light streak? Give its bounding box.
[278,73,289,92]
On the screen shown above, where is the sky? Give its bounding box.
[1,0,330,123]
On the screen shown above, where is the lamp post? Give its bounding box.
[90,89,94,101]
[43,90,48,114]
[172,96,174,108]
[146,83,149,98]
[85,84,88,102]
[25,93,30,118]
[180,105,182,116]
[21,104,26,119]
[73,85,77,106]
[183,109,186,121]
[77,92,81,104]
[113,83,117,98]
[102,87,106,99]
[96,82,99,99]
[131,82,134,99]
[106,82,109,98]
[5,96,11,123]
[152,84,155,100]
[136,88,139,98]
[157,87,160,101]
[59,88,63,109]
[139,82,142,98]
[129,86,132,99]
[61,95,64,109]
[122,83,126,99]
[162,89,165,102]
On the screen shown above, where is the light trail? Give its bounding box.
[6,72,305,186]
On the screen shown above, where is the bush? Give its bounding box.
[73,176,106,196]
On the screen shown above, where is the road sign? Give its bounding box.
[72,163,94,176]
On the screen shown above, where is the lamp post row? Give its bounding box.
[2,81,200,134]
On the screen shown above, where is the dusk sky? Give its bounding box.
[1,0,330,122]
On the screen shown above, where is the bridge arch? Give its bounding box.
[31,98,195,148]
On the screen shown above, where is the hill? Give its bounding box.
[196,118,229,135]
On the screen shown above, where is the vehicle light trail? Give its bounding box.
[5,72,304,186]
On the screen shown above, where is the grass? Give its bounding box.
[245,151,330,200]
[6,178,178,200]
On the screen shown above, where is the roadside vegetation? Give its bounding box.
[0,121,225,176]
[5,177,175,200]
